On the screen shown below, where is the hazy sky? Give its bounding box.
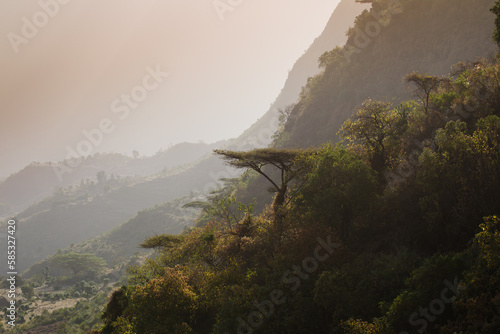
[0,0,342,177]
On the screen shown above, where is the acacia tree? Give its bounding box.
[139,234,182,251]
[52,253,106,276]
[214,148,308,233]
[405,72,449,113]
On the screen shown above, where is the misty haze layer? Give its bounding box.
[0,0,342,177]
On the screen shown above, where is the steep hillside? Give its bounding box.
[233,0,369,149]
[0,2,368,277]
[232,0,498,215]
[285,0,497,147]
[88,1,500,332]
[0,0,365,222]
[10,1,500,332]
[0,0,368,222]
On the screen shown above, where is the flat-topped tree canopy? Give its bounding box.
[214,148,305,171]
[214,147,309,204]
[214,148,311,233]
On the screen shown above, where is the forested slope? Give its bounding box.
[8,1,500,333]
[285,0,497,147]
[86,1,500,333]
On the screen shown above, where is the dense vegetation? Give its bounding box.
[86,1,500,333]
[284,0,496,148]
[3,0,499,333]
[93,49,500,334]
